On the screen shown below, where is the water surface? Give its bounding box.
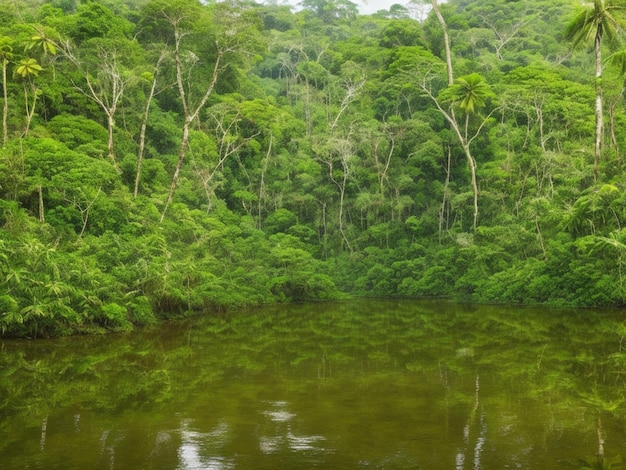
[2,299,626,469]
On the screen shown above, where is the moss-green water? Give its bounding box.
[1,299,625,469]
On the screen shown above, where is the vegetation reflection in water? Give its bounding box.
[2,299,626,469]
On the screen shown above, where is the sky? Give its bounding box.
[355,0,412,14]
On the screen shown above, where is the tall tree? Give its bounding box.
[566,0,625,179]
[417,2,497,231]
[152,0,262,222]
[0,36,13,146]
[59,38,135,174]
[134,49,168,198]
[436,73,496,231]
[14,57,43,137]
[156,0,222,222]
[429,0,453,85]
[193,100,260,212]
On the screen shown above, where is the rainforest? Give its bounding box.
[1,0,626,338]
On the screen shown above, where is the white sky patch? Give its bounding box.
[259,0,446,16]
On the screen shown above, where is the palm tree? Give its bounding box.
[419,2,496,231]
[25,28,59,80]
[26,33,57,57]
[15,58,43,79]
[566,0,625,178]
[436,73,496,231]
[445,73,493,133]
[14,58,43,137]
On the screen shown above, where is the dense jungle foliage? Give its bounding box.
[2,0,626,337]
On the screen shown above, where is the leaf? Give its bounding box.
[15,58,43,78]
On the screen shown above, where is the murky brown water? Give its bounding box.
[1,299,625,469]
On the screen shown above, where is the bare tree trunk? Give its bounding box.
[78,187,101,238]
[134,93,153,198]
[609,92,622,167]
[596,416,605,465]
[161,120,191,223]
[38,185,44,223]
[105,113,119,173]
[39,415,48,451]
[594,32,603,180]
[462,141,479,231]
[304,82,312,137]
[324,143,353,253]
[375,128,395,195]
[2,59,7,146]
[135,53,167,198]
[533,93,547,152]
[257,133,273,228]
[159,25,222,222]
[335,166,351,252]
[431,0,453,85]
[461,112,480,230]
[22,83,38,138]
[439,144,451,243]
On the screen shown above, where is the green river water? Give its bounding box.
[2,299,626,469]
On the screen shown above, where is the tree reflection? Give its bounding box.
[2,300,626,467]
[178,420,234,470]
[258,401,326,455]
